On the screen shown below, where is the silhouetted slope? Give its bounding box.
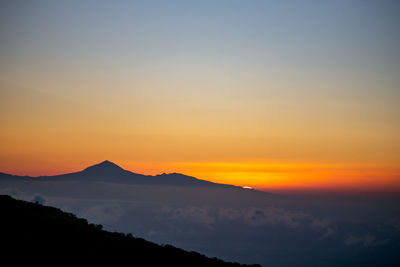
[0,195,260,266]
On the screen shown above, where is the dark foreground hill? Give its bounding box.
[0,195,260,266]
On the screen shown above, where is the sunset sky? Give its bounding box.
[1,1,399,193]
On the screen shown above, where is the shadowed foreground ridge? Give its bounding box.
[0,195,260,266]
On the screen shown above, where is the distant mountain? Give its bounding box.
[0,160,240,189]
[0,194,260,266]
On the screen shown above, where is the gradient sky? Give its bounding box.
[1,0,399,192]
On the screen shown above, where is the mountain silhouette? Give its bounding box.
[0,160,240,189]
[0,194,260,266]
[83,160,128,174]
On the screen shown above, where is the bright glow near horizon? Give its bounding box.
[0,1,399,193]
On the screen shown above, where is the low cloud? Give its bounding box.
[31,194,46,205]
[344,235,363,245]
[81,204,124,225]
[310,218,336,238]
[161,206,215,227]
[241,207,309,227]
[0,187,26,199]
[162,205,333,234]
[345,234,390,247]
[0,188,47,206]
[219,206,330,230]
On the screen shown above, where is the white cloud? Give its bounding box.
[81,204,124,225]
[31,194,46,205]
[161,206,215,227]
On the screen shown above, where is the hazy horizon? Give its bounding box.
[1,159,398,195]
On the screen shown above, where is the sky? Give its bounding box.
[1,0,399,193]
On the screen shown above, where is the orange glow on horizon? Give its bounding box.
[1,1,399,196]
[168,162,400,193]
[1,159,399,194]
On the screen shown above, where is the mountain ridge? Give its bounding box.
[0,160,242,189]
